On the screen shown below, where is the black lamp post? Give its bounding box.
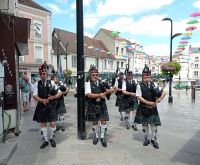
[162,17,182,103]
[76,0,86,139]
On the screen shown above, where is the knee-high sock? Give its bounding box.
[41,127,48,141]
[100,124,107,138]
[92,124,100,138]
[121,111,125,118]
[150,125,157,141]
[60,115,65,126]
[142,125,149,139]
[129,111,134,125]
[50,127,56,139]
[57,114,60,125]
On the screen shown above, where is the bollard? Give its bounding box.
[191,81,195,101]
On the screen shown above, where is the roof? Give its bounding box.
[94,28,132,45]
[52,28,114,59]
[189,46,200,53]
[18,0,51,13]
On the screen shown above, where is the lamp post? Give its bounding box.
[65,43,69,70]
[162,17,182,103]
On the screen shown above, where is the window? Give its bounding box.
[34,23,42,40]
[109,60,114,69]
[72,56,77,67]
[104,59,107,68]
[121,62,124,68]
[195,56,199,59]
[194,71,199,77]
[19,56,24,63]
[95,58,99,68]
[117,61,120,67]
[35,46,42,63]
[116,47,119,55]
[195,64,199,68]
[121,48,124,54]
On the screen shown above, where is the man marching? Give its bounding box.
[33,66,62,149]
[85,66,115,147]
[114,72,126,121]
[134,65,166,149]
[121,71,138,130]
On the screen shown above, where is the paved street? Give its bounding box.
[7,90,200,165]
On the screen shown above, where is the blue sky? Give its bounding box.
[34,0,200,57]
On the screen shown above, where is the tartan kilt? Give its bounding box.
[56,99,67,114]
[85,102,109,122]
[134,104,161,125]
[119,97,138,112]
[33,101,57,123]
[115,94,123,107]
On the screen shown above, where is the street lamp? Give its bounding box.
[162,17,182,103]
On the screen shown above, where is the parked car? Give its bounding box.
[173,83,190,90]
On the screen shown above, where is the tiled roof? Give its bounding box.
[52,28,114,59]
[95,28,132,45]
[18,0,51,13]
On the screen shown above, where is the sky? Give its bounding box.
[34,0,200,57]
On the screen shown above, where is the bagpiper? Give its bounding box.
[85,66,115,147]
[33,65,62,149]
[120,71,138,130]
[134,65,166,149]
[114,72,126,121]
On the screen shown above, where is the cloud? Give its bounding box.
[101,15,195,37]
[193,0,200,8]
[84,31,94,38]
[44,3,68,14]
[96,0,174,17]
[83,0,92,6]
[143,44,170,56]
[84,16,100,28]
[70,2,76,10]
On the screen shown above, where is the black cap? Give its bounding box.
[142,64,151,76]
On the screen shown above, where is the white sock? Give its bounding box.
[41,127,48,141]
[92,124,100,138]
[142,125,149,140]
[50,127,56,139]
[60,115,65,125]
[100,124,107,138]
[57,114,60,126]
[150,126,157,141]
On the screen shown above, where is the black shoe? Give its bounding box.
[40,141,48,149]
[61,125,65,132]
[93,135,98,145]
[120,116,124,121]
[151,140,159,149]
[126,124,130,129]
[132,125,138,131]
[50,139,56,148]
[101,138,107,147]
[143,138,150,146]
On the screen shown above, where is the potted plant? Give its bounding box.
[161,61,181,76]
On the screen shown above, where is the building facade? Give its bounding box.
[16,0,52,81]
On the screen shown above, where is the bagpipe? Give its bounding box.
[100,80,111,100]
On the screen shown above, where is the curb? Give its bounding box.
[0,142,17,165]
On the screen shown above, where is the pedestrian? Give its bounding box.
[114,72,126,121]
[121,71,138,130]
[85,66,115,147]
[33,66,62,149]
[20,71,31,112]
[134,65,166,149]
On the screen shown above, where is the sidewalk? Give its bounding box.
[5,91,200,165]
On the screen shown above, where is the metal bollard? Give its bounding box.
[191,81,195,101]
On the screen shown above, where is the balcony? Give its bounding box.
[35,58,42,64]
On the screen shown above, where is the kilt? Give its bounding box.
[119,97,138,112]
[33,101,57,123]
[85,102,109,122]
[115,94,123,107]
[134,104,161,125]
[56,99,67,114]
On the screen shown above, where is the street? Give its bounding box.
[7,90,200,165]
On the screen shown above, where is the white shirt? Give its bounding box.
[85,81,100,95]
[122,79,138,91]
[33,80,60,97]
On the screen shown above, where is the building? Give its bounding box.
[16,0,52,81]
[52,28,115,85]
